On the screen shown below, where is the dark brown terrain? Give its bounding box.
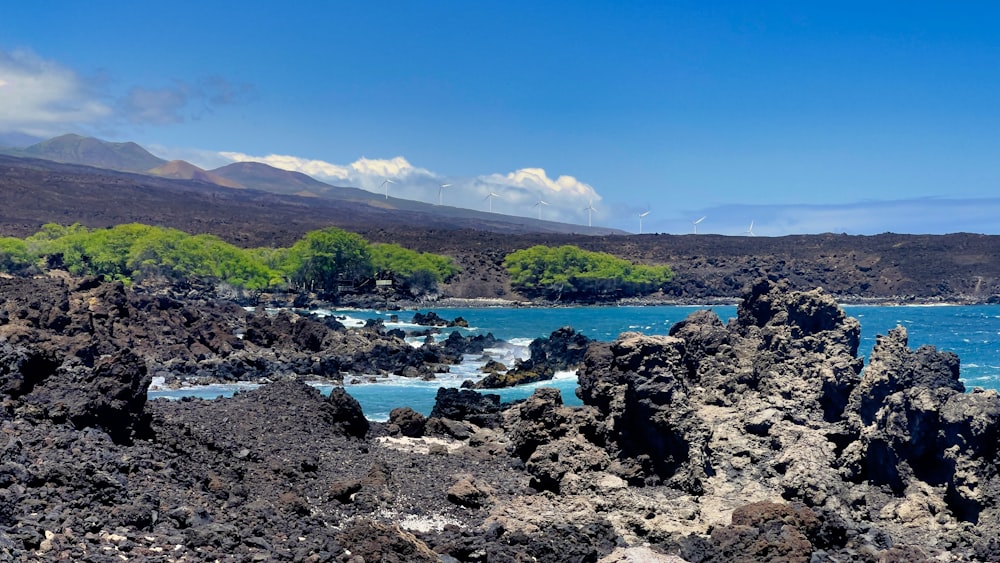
[2,153,997,304]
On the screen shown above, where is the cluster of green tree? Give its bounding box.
[504,244,673,301]
[0,223,457,297]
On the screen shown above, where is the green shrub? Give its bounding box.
[0,237,35,274]
[504,244,673,300]
[371,242,458,294]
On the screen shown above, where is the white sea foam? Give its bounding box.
[552,369,578,380]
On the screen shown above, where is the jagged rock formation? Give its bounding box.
[3,276,1000,561]
[843,326,1000,526]
[0,275,448,388]
[476,326,592,388]
[498,278,1000,559]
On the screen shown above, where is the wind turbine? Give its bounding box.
[745,220,756,237]
[380,178,395,199]
[692,216,706,234]
[438,183,452,206]
[533,199,549,220]
[484,190,501,213]
[638,209,651,234]
[584,199,596,227]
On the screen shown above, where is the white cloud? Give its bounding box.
[495,168,597,198]
[0,48,111,136]
[350,156,417,178]
[216,150,604,225]
[482,168,601,217]
[219,151,352,179]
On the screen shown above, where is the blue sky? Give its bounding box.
[2,1,999,235]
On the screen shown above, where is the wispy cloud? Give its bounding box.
[216,151,604,224]
[120,84,189,125]
[120,76,255,126]
[0,48,111,137]
[0,48,254,136]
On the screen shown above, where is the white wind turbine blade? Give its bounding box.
[381,179,396,199]
[638,209,651,233]
[693,216,706,234]
[438,183,452,205]
[534,199,549,219]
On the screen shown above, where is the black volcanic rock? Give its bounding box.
[477,326,592,389]
[428,387,503,429]
[387,406,427,437]
[842,325,1000,522]
[680,501,849,563]
[0,340,150,444]
[4,270,1000,560]
[437,330,503,357]
[411,311,449,326]
[577,332,712,490]
[507,387,570,461]
[327,386,370,438]
[39,349,152,444]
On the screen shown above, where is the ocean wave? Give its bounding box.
[552,370,578,380]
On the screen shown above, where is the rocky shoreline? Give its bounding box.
[346,294,994,312]
[2,275,1000,561]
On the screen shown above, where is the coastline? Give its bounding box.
[322,294,995,311]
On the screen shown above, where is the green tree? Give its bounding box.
[282,227,373,294]
[504,245,673,300]
[79,223,156,280]
[24,223,91,270]
[370,243,458,295]
[127,229,279,289]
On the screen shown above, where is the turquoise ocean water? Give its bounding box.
[150,304,1000,421]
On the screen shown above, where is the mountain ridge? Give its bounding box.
[2,134,625,236]
[7,133,168,172]
[148,160,244,188]
[211,161,336,197]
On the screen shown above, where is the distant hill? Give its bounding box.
[0,153,621,242]
[211,161,337,197]
[10,134,167,172]
[148,160,244,189]
[5,135,623,237]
